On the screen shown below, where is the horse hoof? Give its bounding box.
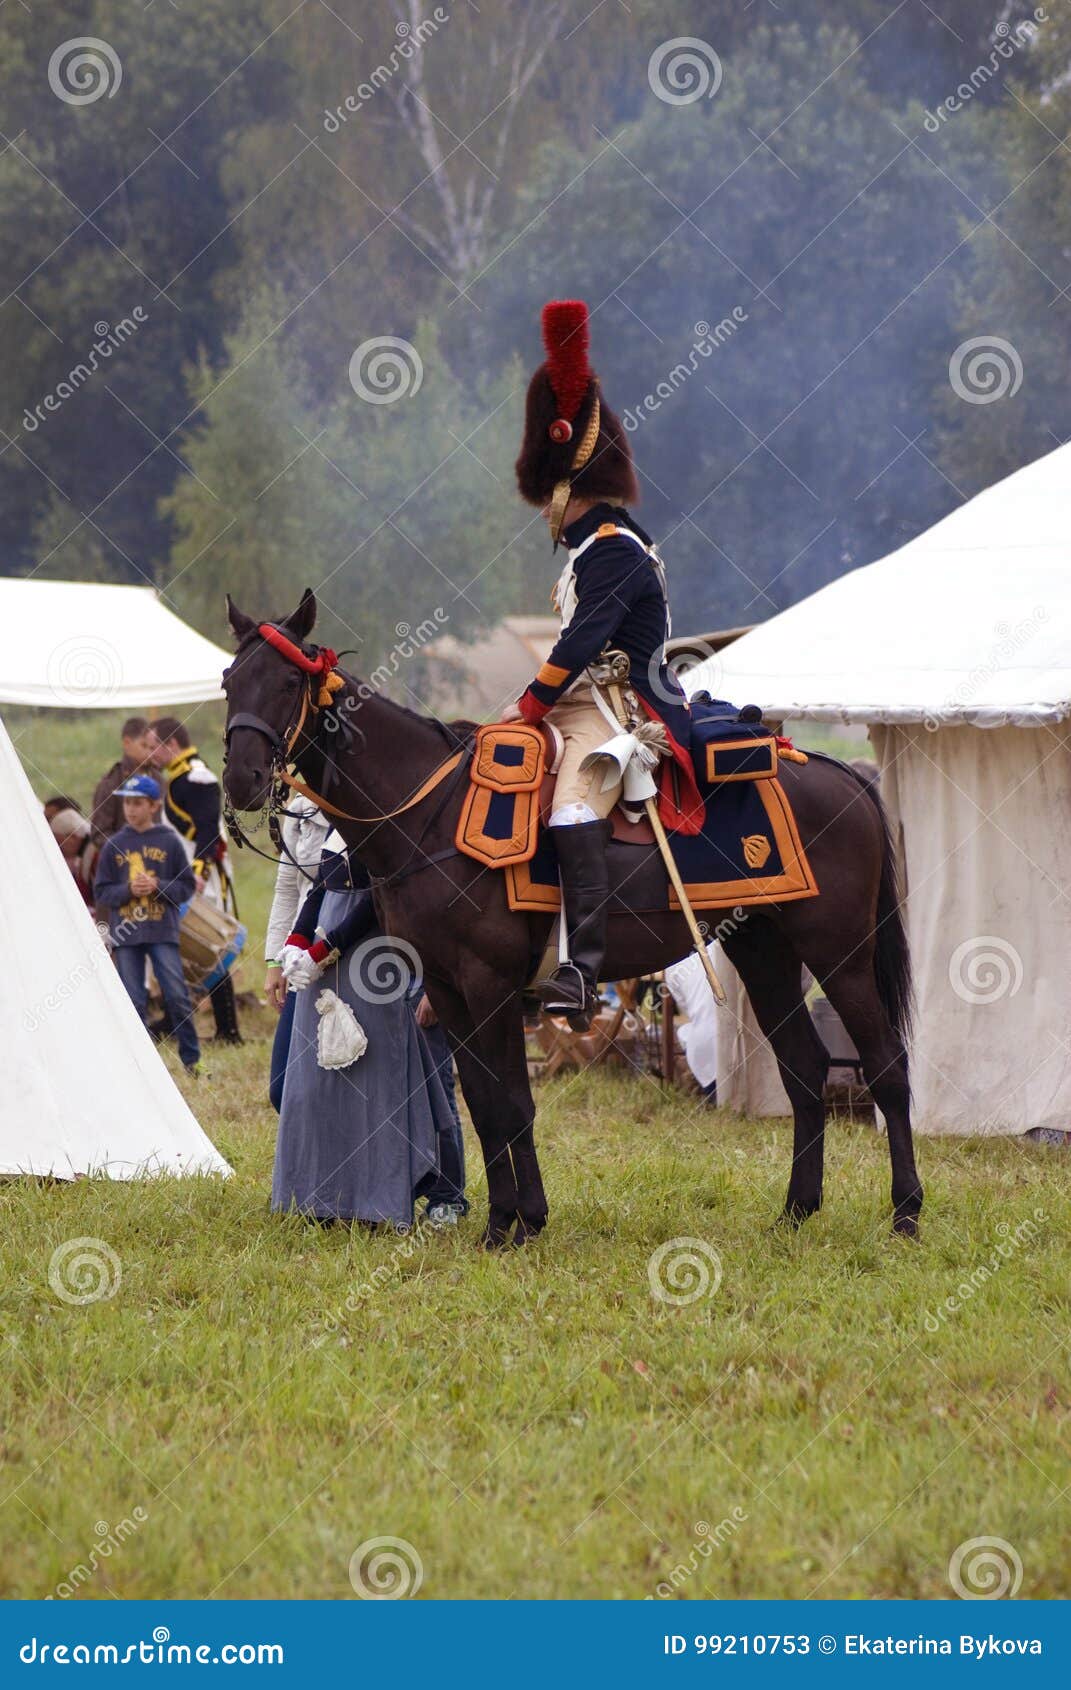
[778,1202,819,1230]
[892,1212,920,1239]
[478,1228,512,1251]
[479,1210,516,1250]
[512,1214,547,1247]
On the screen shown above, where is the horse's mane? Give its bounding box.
[361,689,477,750]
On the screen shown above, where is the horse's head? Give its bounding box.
[221,586,323,811]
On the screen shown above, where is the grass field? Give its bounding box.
[2,707,1068,1601]
[2,1057,1068,1601]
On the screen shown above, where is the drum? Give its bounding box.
[178,895,247,995]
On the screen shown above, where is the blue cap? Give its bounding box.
[115,773,162,801]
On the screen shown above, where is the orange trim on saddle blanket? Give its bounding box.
[469,722,545,790]
[506,857,562,911]
[504,778,818,914]
[456,723,546,868]
[704,735,779,783]
[666,779,818,910]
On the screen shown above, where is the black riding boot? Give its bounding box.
[536,819,612,1030]
[209,974,243,1045]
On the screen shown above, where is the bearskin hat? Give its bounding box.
[515,300,638,510]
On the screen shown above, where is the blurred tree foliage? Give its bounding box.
[0,0,1060,669]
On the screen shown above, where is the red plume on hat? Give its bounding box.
[542,300,591,439]
[515,298,638,511]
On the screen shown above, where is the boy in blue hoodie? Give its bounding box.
[93,774,201,1074]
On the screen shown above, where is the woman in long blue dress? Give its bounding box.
[271,845,464,1229]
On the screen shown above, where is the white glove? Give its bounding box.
[279,944,322,991]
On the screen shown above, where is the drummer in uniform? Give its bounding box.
[504,299,704,1027]
[149,717,243,1045]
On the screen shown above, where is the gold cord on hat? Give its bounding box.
[549,395,601,544]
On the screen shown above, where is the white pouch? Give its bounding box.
[315,989,368,1069]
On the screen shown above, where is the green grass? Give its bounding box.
[1,1056,1068,1601]
[3,706,1069,1600]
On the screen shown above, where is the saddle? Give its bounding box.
[454,720,655,866]
[454,704,818,915]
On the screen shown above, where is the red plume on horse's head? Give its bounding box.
[516,297,638,511]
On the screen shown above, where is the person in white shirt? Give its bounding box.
[264,798,332,1111]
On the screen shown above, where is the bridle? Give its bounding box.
[224,621,339,764]
[222,623,468,861]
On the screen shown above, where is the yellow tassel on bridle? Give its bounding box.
[317,670,345,709]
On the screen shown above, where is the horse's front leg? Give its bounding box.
[424,971,546,1248]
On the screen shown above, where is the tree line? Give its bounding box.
[1,0,1064,674]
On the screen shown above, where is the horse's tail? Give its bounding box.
[846,761,914,1050]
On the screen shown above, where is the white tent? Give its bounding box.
[686,441,1071,1137]
[0,715,232,1179]
[0,578,230,707]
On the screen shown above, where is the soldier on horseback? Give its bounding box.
[504,299,704,1026]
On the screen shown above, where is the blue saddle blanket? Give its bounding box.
[506,701,819,914]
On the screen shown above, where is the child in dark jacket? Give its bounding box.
[93,774,201,1073]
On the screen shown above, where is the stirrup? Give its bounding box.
[536,962,599,1030]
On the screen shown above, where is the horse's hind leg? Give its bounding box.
[814,958,922,1236]
[722,920,830,1224]
[467,972,548,1246]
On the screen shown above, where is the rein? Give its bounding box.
[278,748,466,824]
[223,622,471,854]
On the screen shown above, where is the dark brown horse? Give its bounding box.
[222,590,922,1246]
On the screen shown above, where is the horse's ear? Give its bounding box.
[286,587,317,642]
[226,594,255,642]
